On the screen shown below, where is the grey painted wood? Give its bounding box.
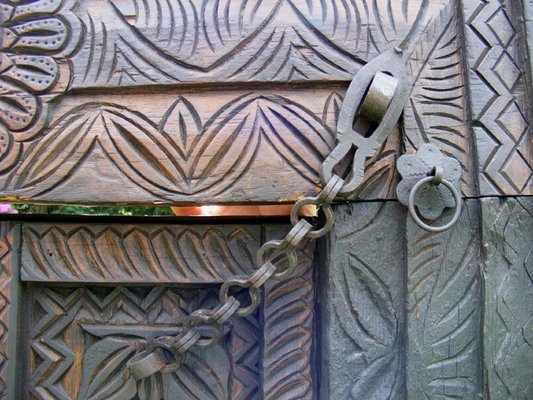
[319,202,406,399]
[481,197,533,399]
[406,199,483,399]
[462,0,533,196]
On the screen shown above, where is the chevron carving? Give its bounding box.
[24,286,261,400]
[464,0,533,195]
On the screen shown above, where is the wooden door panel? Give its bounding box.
[24,285,261,400]
[11,221,316,400]
[7,0,532,205]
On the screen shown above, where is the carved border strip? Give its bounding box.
[320,202,406,399]
[481,197,533,399]
[406,200,483,398]
[463,0,533,195]
[0,222,20,400]
[20,223,260,283]
[263,227,316,400]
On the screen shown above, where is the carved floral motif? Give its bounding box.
[0,0,80,171]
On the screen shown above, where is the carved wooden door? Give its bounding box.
[0,0,532,399]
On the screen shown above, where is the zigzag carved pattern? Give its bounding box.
[464,0,533,195]
[70,0,429,87]
[21,223,259,283]
[25,286,261,400]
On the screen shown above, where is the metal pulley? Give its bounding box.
[359,71,399,123]
[321,47,409,196]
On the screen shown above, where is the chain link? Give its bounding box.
[126,47,407,381]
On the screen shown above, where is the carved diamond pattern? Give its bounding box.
[501,151,532,192]
[497,101,527,141]
[494,51,521,91]
[487,8,514,47]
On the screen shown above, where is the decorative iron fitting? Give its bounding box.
[125,46,410,381]
[320,47,408,196]
[397,143,463,232]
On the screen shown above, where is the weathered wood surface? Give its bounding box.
[402,0,475,197]
[263,226,316,400]
[406,200,483,399]
[20,223,260,283]
[0,89,400,204]
[22,285,261,399]
[5,0,526,205]
[319,202,406,399]
[462,0,533,196]
[67,0,429,88]
[481,197,533,399]
[0,222,21,400]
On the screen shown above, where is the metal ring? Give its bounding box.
[219,283,260,317]
[408,176,462,233]
[127,347,169,381]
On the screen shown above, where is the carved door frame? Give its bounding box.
[0,0,532,399]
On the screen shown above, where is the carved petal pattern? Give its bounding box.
[0,0,81,170]
[12,96,334,198]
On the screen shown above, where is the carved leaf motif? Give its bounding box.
[2,55,58,93]
[78,337,140,400]
[334,252,401,399]
[0,77,38,131]
[263,246,314,399]
[110,0,280,68]
[163,347,231,400]
[160,96,202,161]
[97,106,185,195]
[403,1,471,191]
[407,203,481,398]
[13,96,333,198]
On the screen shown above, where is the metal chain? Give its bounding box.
[126,47,409,381]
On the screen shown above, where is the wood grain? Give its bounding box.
[23,285,261,400]
[406,200,483,398]
[263,226,315,400]
[0,222,20,400]
[0,89,400,204]
[21,223,260,283]
[319,202,406,399]
[481,197,533,399]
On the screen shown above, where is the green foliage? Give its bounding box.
[11,204,174,216]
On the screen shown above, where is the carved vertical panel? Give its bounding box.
[406,200,483,398]
[463,0,533,195]
[0,222,20,400]
[320,202,406,399]
[403,0,476,196]
[481,197,533,399]
[263,227,315,400]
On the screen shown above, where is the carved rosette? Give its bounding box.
[0,0,80,172]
